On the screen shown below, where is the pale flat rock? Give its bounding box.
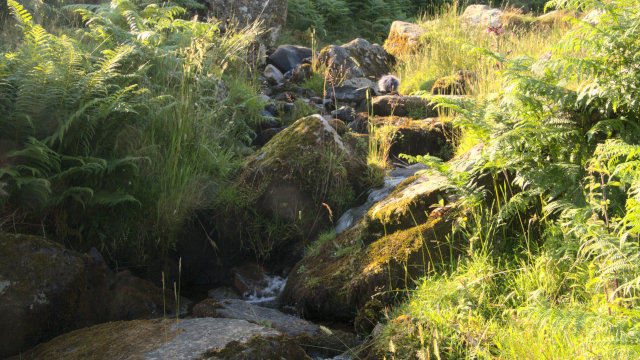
[13,318,310,360]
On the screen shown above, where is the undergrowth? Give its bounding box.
[0,0,263,267]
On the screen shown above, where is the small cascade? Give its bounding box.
[334,163,427,234]
[244,274,287,307]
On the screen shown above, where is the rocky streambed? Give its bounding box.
[1,3,514,358]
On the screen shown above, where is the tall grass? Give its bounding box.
[396,2,570,97]
[0,0,264,266]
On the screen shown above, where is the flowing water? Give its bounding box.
[334,163,428,234]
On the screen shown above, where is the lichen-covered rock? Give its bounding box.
[461,4,504,27]
[0,233,181,358]
[372,94,465,117]
[317,38,395,80]
[209,0,287,50]
[11,318,310,360]
[384,21,428,58]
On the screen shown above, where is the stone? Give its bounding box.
[461,4,504,27]
[193,298,359,357]
[290,63,313,83]
[369,117,456,159]
[280,147,490,322]
[264,64,284,85]
[342,77,377,90]
[217,115,369,271]
[326,85,373,103]
[11,318,310,360]
[384,21,428,58]
[268,45,313,73]
[317,38,395,80]
[347,113,369,134]
[371,94,466,117]
[0,233,181,358]
[331,106,357,123]
[209,0,288,50]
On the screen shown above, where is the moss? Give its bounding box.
[15,319,177,360]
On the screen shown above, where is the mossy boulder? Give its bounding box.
[384,21,428,58]
[280,210,460,323]
[0,233,182,358]
[11,318,310,360]
[280,147,487,324]
[217,114,368,266]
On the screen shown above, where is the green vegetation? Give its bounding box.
[373,0,640,358]
[0,0,262,266]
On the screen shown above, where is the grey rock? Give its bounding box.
[264,64,284,85]
[318,38,395,80]
[13,318,310,360]
[268,45,313,73]
[461,4,504,27]
[326,85,372,103]
[371,94,466,117]
[331,106,357,123]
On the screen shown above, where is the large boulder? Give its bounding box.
[267,45,313,73]
[11,318,310,360]
[317,38,395,81]
[0,233,182,358]
[280,148,487,322]
[384,21,428,58]
[461,4,504,27]
[209,0,287,52]
[215,115,369,268]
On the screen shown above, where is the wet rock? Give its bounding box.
[371,94,465,117]
[11,318,310,360]
[431,70,476,95]
[209,0,288,50]
[317,38,395,80]
[264,64,284,85]
[268,45,313,73]
[0,234,180,358]
[193,298,359,357]
[384,21,428,58]
[461,4,504,27]
[332,106,357,123]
